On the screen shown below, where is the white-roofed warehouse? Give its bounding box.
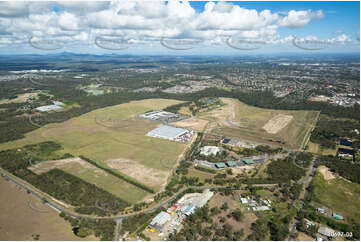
[146,125,192,142]
[149,211,171,231]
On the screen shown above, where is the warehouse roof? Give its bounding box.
[338,148,354,155]
[146,125,188,139]
[226,161,237,167]
[215,162,226,168]
[150,211,171,226]
[242,158,254,164]
[339,138,352,146]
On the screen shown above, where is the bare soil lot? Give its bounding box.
[28,157,96,174]
[0,178,97,241]
[317,165,335,181]
[262,114,293,134]
[197,98,319,150]
[28,157,149,204]
[104,158,168,189]
[171,117,209,131]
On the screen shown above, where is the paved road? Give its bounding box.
[0,168,276,220]
[114,218,123,241]
[288,155,318,240]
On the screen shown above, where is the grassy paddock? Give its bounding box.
[310,171,360,223]
[198,98,319,150]
[0,99,188,202]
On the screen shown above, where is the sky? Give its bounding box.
[0,0,359,55]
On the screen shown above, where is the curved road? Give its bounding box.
[0,168,276,221]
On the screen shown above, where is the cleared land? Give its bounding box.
[104,158,168,190]
[317,166,335,181]
[0,99,188,203]
[295,232,314,241]
[171,117,209,131]
[0,177,97,241]
[306,142,337,156]
[311,170,360,223]
[197,98,319,150]
[28,157,149,204]
[0,92,38,105]
[262,114,293,134]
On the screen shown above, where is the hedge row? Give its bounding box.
[79,155,155,194]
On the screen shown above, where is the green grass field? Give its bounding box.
[0,99,188,203]
[32,159,149,204]
[198,98,319,150]
[311,171,360,223]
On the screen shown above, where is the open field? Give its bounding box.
[0,92,38,105]
[104,158,168,190]
[306,142,337,156]
[28,157,149,204]
[262,114,293,134]
[311,170,360,223]
[0,99,188,202]
[186,167,215,181]
[295,232,314,241]
[197,98,319,150]
[0,177,97,241]
[171,117,209,131]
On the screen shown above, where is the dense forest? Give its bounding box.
[265,156,306,183]
[60,213,116,240]
[310,115,359,149]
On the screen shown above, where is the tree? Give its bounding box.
[231,208,243,222]
[76,228,88,238]
[221,202,229,211]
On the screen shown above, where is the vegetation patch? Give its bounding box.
[0,142,130,216]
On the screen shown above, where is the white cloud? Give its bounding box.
[278,10,324,28]
[0,0,339,51]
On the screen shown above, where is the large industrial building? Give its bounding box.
[149,211,171,231]
[35,101,65,112]
[140,110,178,120]
[148,190,214,237]
[146,125,193,142]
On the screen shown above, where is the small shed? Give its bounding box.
[226,161,237,167]
[332,213,344,220]
[242,158,254,165]
[222,138,231,144]
[215,162,226,168]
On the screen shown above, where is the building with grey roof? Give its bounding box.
[35,100,65,112]
[150,211,171,231]
[146,125,192,142]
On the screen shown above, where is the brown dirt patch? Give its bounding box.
[103,158,168,189]
[295,232,314,241]
[28,157,101,175]
[0,177,97,241]
[172,117,209,131]
[203,98,238,127]
[263,114,293,134]
[318,165,336,181]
